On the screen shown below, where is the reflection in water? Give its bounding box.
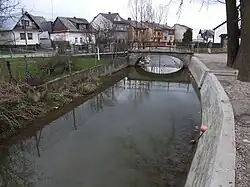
[140,55,182,74]
[143,66,180,74]
[0,69,201,187]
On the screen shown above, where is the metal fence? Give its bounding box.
[0,47,128,86]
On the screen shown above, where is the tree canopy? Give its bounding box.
[182,28,193,44]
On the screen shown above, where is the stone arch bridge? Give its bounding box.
[128,49,194,67]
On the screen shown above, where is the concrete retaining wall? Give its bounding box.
[37,58,128,91]
[185,58,236,187]
[188,56,209,88]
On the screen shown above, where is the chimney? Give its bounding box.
[128,17,131,21]
[108,12,111,14]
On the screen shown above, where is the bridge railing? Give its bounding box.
[128,46,194,53]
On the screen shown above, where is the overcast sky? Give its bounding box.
[20,0,226,37]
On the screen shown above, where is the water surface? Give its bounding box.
[0,68,201,187]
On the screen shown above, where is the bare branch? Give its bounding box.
[0,0,20,26]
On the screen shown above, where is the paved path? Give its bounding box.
[0,52,126,59]
[196,53,250,187]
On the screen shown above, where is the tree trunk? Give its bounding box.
[237,0,250,82]
[226,0,240,67]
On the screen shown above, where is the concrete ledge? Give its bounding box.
[37,59,128,91]
[185,73,236,187]
[188,56,209,88]
[210,70,238,81]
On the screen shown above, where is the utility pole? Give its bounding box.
[22,8,28,51]
[22,8,29,83]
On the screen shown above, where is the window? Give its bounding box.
[158,32,161,36]
[21,20,29,27]
[75,37,78,43]
[164,36,167,40]
[170,36,173,41]
[20,33,26,40]
[27,33,33,40]
[169,30,174,35]
[80,37,83,43]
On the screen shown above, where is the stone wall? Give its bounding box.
[185,58,236,187]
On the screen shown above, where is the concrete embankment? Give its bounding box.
[37,58,128,92]
[185,56,236,187]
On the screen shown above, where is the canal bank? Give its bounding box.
[185,56,236,187]
[0,58,129,140]
[0,65,201,186]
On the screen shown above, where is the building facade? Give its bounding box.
[51,17,95,48]
[173,24,190,43]
[91,12,129,43]
[0,12,42,48]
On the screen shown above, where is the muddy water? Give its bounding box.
[0,69,201,187]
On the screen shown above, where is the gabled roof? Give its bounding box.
[213,21,227,30]
[56,17,90,32]
[68,17,88,24]
[0,12,42,31]
[143,22,161,30]
[54,17,95,33]
[143,22,174,30]
[41,21,53,33]
[129,21,148,29]
[100,13,119,22]
[30,15,46,29]
[100,12,128,24]
[174,23,191,29]
[100,13,118,21]
[160,24,174,30]
[199,29,214,37]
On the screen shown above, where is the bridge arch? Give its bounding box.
[128,50,193,67]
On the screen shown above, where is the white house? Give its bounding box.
[38,21,53,48]
[213,21,227,43]
[29,15,53,48]
[197,29,215,43]
[50,17,95,47]
[0,12,42,48]
[91,12,129,42]
[173,24,191,43]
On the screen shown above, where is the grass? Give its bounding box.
[0,56,111,82]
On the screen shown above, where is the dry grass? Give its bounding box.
[0,77,101,139]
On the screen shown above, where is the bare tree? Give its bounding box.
[174,0,250,82]
[225,0,240,67]
[0,0,19,26]
[236,0,250,81]
[94,18,115,52]
[0,0,20,53]
[129,0,169,48]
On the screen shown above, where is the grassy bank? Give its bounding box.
[0,76,102,139]
[0,56,111,82]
